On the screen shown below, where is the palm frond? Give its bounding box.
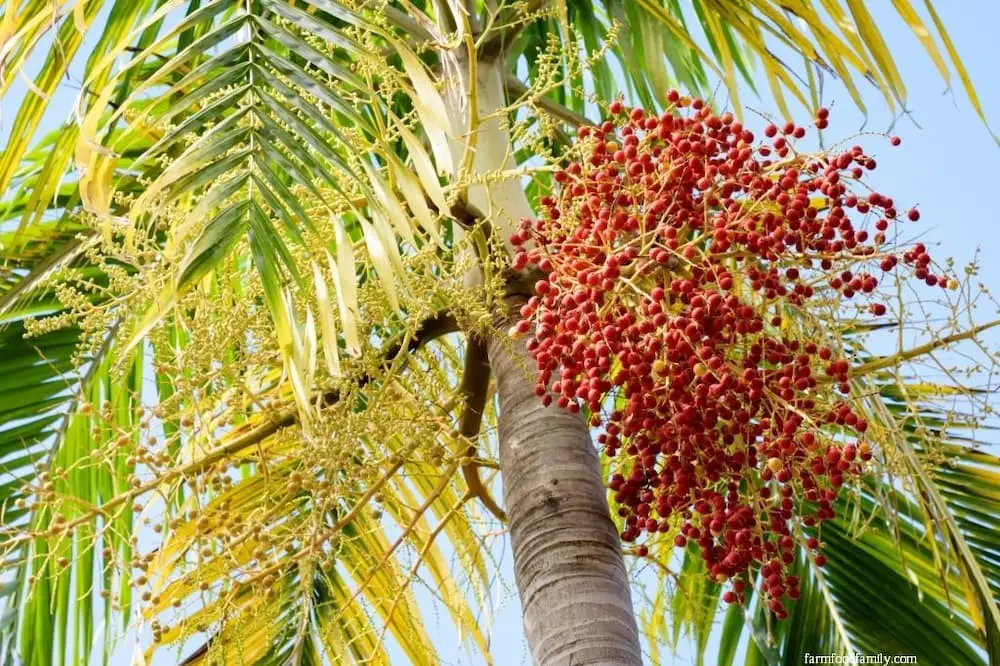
[506,0,992,135]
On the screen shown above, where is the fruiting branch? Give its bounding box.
[333,459,462,624]
[504,75,593,129]
[479,0,549,59]
[847,318,1000,379]
[3,310,460,545]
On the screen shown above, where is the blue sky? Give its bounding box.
[3,2,999,665]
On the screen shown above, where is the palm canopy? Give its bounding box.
[0,1,998,664]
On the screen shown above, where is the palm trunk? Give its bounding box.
[445,54,641,665]
[488,322,643,665]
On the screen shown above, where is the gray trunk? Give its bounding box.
[445,53,641,665]
[488,316,642,666]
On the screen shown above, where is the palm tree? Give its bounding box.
[1,1,997,665]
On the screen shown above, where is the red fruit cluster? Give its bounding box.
[511,93,949,618]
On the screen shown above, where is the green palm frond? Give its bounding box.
[0,319,141,666]
[508,0,991,134]
[0,0,163,227]
[0,201,128,663]
[73,0,452,368]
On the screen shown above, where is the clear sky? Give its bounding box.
[3,2,999,665]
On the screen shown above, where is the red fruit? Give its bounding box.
[907,208,920,222]
[890,135,901,146]
[513,98,941,618]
